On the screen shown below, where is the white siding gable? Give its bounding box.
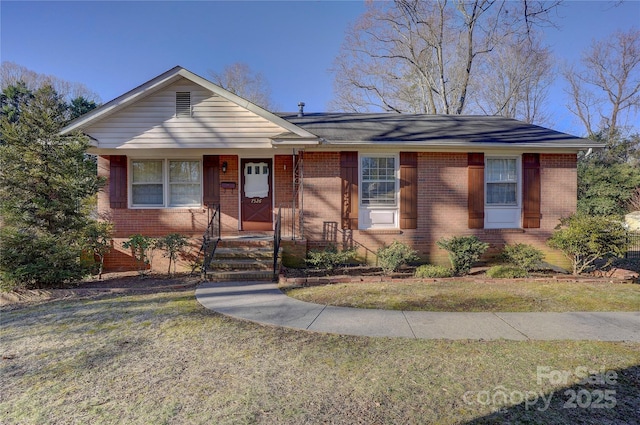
[83,78,287,149]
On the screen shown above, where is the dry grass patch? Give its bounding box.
[282,280,640,312]
[1,285,639,424]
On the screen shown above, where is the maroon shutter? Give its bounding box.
[109,155,127,209]
[400,152,418,229]
[202,155,220,207]
[468,153,484,229]
[340,151,358,230]
[522,153,541,228]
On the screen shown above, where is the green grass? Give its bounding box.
[282,280,640,312]
[1,287,639,424]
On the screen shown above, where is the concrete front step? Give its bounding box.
[213,247,273,260]
[204,236,280,281]
[217,237,273,249]
[206,270,276,281]
[208,258,274,271]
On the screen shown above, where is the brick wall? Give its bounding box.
[300,152,577,269]
[98,152,577,272]
[98,155,234,272]
[219,155,240,235]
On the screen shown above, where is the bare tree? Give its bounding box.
[564,28,640,137]
[330,0,560,117]
[471,32,554,124]
[209,62,276,110]
[0,61,100,103]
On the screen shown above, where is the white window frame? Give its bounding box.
[484,155,522,229]
[129,158,202,208]
[359,153,399,229]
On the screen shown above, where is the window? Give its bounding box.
[132,160,163,206]
[176,92,191,118]
[486,158,517,205]
[361,156,396,206]
[169,160,201,206]
[131,159,201,207]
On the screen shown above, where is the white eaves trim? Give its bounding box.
[314,140,606,150]
[60,66,319,141]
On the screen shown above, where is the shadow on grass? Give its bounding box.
[464,364,640,425]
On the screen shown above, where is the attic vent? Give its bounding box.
[176,92,191,117]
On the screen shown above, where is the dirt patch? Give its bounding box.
[0,272,201,310]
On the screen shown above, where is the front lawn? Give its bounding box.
[1,282,639,424]
[282,280,640,312]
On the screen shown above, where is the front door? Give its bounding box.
[241,158,273,231]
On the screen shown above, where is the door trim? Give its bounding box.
[240,157,274,231]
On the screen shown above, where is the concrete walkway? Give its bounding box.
[196,281,640,341]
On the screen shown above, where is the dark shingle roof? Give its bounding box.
[276,113,599,148]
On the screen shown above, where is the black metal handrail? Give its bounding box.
[190,204,221,277]
[273,205,282,281]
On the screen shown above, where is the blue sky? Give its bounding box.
[1,0,639,136]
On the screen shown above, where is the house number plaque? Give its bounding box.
[251,198,263,204]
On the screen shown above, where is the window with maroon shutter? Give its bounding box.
[468,153,484,229]
[400,152,418,229]
[202,155,220,207]
[109,155,127,209]
[522,153,541,228]
[340,151,358,230]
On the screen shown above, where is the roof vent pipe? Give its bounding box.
[298,102,305,117]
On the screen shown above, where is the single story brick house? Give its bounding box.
[61,66,601,271]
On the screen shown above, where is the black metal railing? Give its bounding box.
[627,231,640,259]
[278,201,303,240]
[191,204,221,277]
[273,205,282,280]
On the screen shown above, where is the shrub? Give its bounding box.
[501,243,544,272]
[377,241,419,275]
[82,220,113,280]
[547,214,629,275]
[486,265,528,278]
[0,228,88,290]
[414,264,453,278]
[436,235,489,276]
[122,234,157,275]
[306,245,356,270]
[155,233,189,276]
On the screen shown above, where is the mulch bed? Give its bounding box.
[279,265,639,287]
[0,272,201,310]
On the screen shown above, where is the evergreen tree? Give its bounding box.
[577,130,640,217]
[0,81,33,126]
[69,96,97,120]
[0,84,104,289]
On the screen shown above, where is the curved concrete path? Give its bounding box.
[196,281,640,341]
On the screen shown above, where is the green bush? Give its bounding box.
[377,241,419,275]
[306,245,356,270]
[82,220,113,279]
[501,243,544,272]
[547,214,629,275]
[436,235,489,276]
[414,264,453,278]
[155,233,189,276]
[122,234,157,275]
[0,228,88,291]
[486,265,528,278]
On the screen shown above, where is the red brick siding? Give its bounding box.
[274,155,294,205]
[98,152,577,271]
[300,152,577,269]
[219,155,240,235]
[98,155,231,272]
